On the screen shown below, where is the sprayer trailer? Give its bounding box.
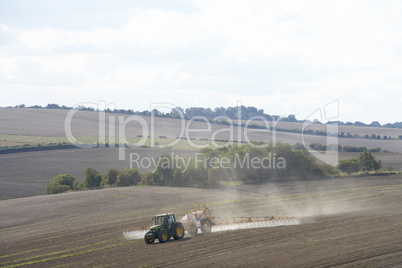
[180,203,213,235]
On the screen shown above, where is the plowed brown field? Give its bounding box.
[1,175,401,267]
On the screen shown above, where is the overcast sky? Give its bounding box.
[1,0,402,124]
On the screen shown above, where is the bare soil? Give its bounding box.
[0,175,401,267]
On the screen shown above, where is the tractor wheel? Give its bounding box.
[144,232,155,244]
[173,223,185,240]
[200,218,212,234]
[158,230,170,243]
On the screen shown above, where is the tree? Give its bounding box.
[53,174,78,189]
[287,114,297,122]
[337,159,360,174]
[153,154,174,186]
[103,168,118,185]
[358,151,382,173]
[85,168,102,188]
[46,103,60,109]
[170,107,184,117]
[117,168,141,186]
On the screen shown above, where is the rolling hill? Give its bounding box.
[1,108,402,152]
[1,108,402,267]
[1,175,401,267]
[1,108,402,198]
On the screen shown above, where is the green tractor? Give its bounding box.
[144,213,185,244]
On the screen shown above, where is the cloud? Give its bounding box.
[0,0,401,124]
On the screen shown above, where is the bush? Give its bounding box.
[337,159,360,175]
[77,182,86,191]
[46,174,79,194]
[320,163,339,175]
[46,183,71,194]
[53,174,78,189]
[140,171,154,185]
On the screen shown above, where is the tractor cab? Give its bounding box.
[153,213,175,228]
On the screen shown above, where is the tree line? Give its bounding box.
[46,167,141,194]
[0,142,76,154]
[46,144,387,195]
[305,143,388,153]
[8,103,402,129]
[46,142,339,194]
